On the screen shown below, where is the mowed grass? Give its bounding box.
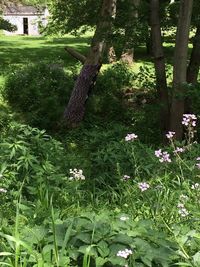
[0,32,194,90]
[0,33,92,86]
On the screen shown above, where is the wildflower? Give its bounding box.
[0,188,7,193]
[166,131,175,139]
[120,216,129,221]
[179,194,189,202]
[155,149,162,157]
[122,175,131,181]
[178,208,189,217]
[117,248,133,259]
[191,183,200,190]
[155,149,171,163]
[196,157,200,161]
[196,163,200,169]
[174,147,185,154]
[69,168,85,181]
[125,133,138,141]
[177,203,189,217]
[138,182,150,192]
[177,203,184,209]
[182,114,197,127]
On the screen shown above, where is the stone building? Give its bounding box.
[3,5,49,36]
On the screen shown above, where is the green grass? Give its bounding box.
[0,33,91,78]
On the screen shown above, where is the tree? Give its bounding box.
[0,17,17,31]
[169,0,193,139]
[63,0,117,126]
[187,0,200,85]
[120,0,140,64]
[150,0,169,134]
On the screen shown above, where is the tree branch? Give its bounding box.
[64,46,86,64]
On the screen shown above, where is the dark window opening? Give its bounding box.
[23,18,28,35]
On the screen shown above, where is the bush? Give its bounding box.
[3,62,74,130]
[86,62,135,122]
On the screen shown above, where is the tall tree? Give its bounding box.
[187,25,200,84]
[120,0,140,64]
[64,0,117,126]
[169,0,193,139]
[150,0,169,134]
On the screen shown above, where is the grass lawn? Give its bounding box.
[0,33,92,86]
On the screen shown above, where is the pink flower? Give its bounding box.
[125,133,138,141]
[182,114,197,127]
[155,149,162,157]
[138,182,150,192]
[122,175,131,181]
[155,149,171,163]
[166,131,175,139]
[174,147,185,154]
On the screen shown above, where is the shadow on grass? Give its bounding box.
[0,35,90,73]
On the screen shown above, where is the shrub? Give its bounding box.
[3,62,74,130]
[86,62,135,122]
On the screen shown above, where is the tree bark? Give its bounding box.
[187,25,200,84]
[150,0,169,135]
[64,0,117,125]
[169,0,193,140]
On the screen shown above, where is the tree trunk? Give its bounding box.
[150,0,169,135]
[64,0,117,126]
[169,0,193,140]
[187,25,200,84]
[105,44,117,63]
[145,29,153,56]
[121,0,140,64]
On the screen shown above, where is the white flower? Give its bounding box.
[191,183,199,190]
[117,248,133,258]
[0,188,7,193]
[120,216,129,221]
[125,133,138,141]
[69,169,85,181]
[178,208,189,217]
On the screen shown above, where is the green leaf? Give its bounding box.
[97,241,109,257]
[78,245,98,257]
[75,232,91,244]
[111,234,133,245]
[95,257,108,267]
[108,256,126,266]
[0,252,13,256]
[193,252,200,266]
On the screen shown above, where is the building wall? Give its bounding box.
[3,14,47,36]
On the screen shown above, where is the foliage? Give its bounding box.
[0,17,17,31]
[0,122,68,217]
[0,118,200,266]
[3,62,74,130]
[0,211,178,267]
[86,62,135,121]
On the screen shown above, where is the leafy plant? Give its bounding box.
[3,62,74,130]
